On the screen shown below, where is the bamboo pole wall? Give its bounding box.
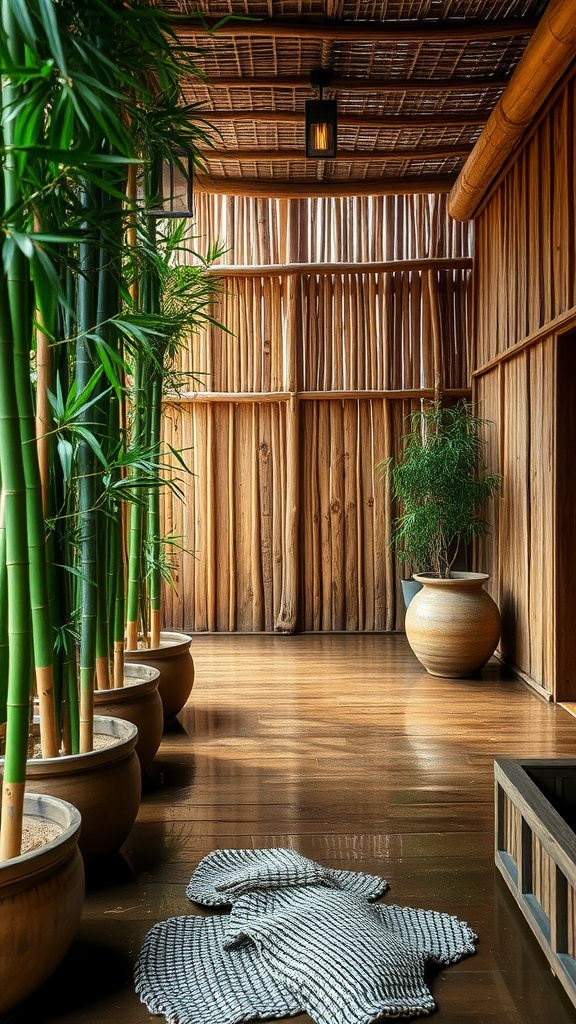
[194,193,473,266]
[162,193,473,633]
[473,65,576,697]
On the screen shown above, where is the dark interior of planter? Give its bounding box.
[526,766,576,832]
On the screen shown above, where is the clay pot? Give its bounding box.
[5,716,142,865]
[0,793,84,1014]
[406,571,501,678]
[94,664,163,770]
[124,631,194,721]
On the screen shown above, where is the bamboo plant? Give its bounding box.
[0,0,219,860]
[124,218,226,655]
[377,401,501,580]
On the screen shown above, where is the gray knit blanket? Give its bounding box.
[135,848,476,1024]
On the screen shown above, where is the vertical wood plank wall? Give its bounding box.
[162,194,473,633]
[473,65,576,698]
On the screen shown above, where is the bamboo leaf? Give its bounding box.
[74,425,107,468]
[6,229,34,259]
[166,443,192,474]
[31,255,58,334]
[37,1,68,77]
[4,0,37,49]
[91,338,129,392]
[57,437,74,487]
[9,144,139,166]
[48,368,109,427]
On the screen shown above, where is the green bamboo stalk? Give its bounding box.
[109,380,125,687]
[33,213,52,520]
[0,268,32,861]
[141,211,162,648]
[3,1,58,760]
[76,187,98,752]
[107,512,122,687]
[49,288,78,754]
[1,1,44,856]
[0,486,7,731]
[94,207,116,692]
[148,372,163,649]
[123,162,138,652]
[64,653,79,755]
[125,359,146,650]
[95,510,110,690]
[11,274,58,758]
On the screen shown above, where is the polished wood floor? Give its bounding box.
[11,634,576,1024]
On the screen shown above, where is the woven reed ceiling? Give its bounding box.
[159,0,549,197]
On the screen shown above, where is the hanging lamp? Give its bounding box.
[305,68,337,159]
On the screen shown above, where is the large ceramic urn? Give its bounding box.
[0,793,84,1014]
[3,716,142,865]
[94,663,163,770]
[405,572,501,678]
[124,630,195,722]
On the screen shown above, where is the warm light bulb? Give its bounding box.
[305,97,337,158]
[313,122,329,151]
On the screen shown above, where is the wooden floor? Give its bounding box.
[11,633,576,1024]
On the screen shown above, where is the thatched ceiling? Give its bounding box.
[159,1,550,198]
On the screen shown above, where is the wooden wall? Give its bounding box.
[162,194,473,633]
[473,63,576,699]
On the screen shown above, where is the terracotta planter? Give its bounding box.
[3,716,142,865]
[0,793,84,1014]
[406,571,501,678]
[124,630,194,721]
[94,664,163,770]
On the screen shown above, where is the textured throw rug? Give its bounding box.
[135,848,476,1024]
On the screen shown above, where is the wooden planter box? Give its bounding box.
[494,758,576,1009]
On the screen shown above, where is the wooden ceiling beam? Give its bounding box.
[201,144,472,163]
[449,0,576,220]
[198,74,510,94]
[196,175,454,198]
[174,17,537,43]
[204,109,487,128]
[196,73,506,93]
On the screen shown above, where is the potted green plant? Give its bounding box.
[0,7,219,1006]
[377,400,502,677]
[122,222,227,721]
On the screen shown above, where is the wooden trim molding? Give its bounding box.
[449,0,576,221]
[175,17,538,43]
[472,306,576,377]
[203,109,488,129]
[204,257,473,277]
[168,388,472,404]
[201,144,474,164]
[201,74,511,95]
[196,175,455,199]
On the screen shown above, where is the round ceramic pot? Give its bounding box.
[4,716,142,865]
[406,571,501,678]
[94,663,163,770]
[124,631,195,722]
[0,793,84,1014]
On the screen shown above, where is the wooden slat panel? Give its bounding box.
[472,71,576,695]
[498,357,532,680]
[161,194,472,633]
[473,369,501,614]
[475,74,576,364]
